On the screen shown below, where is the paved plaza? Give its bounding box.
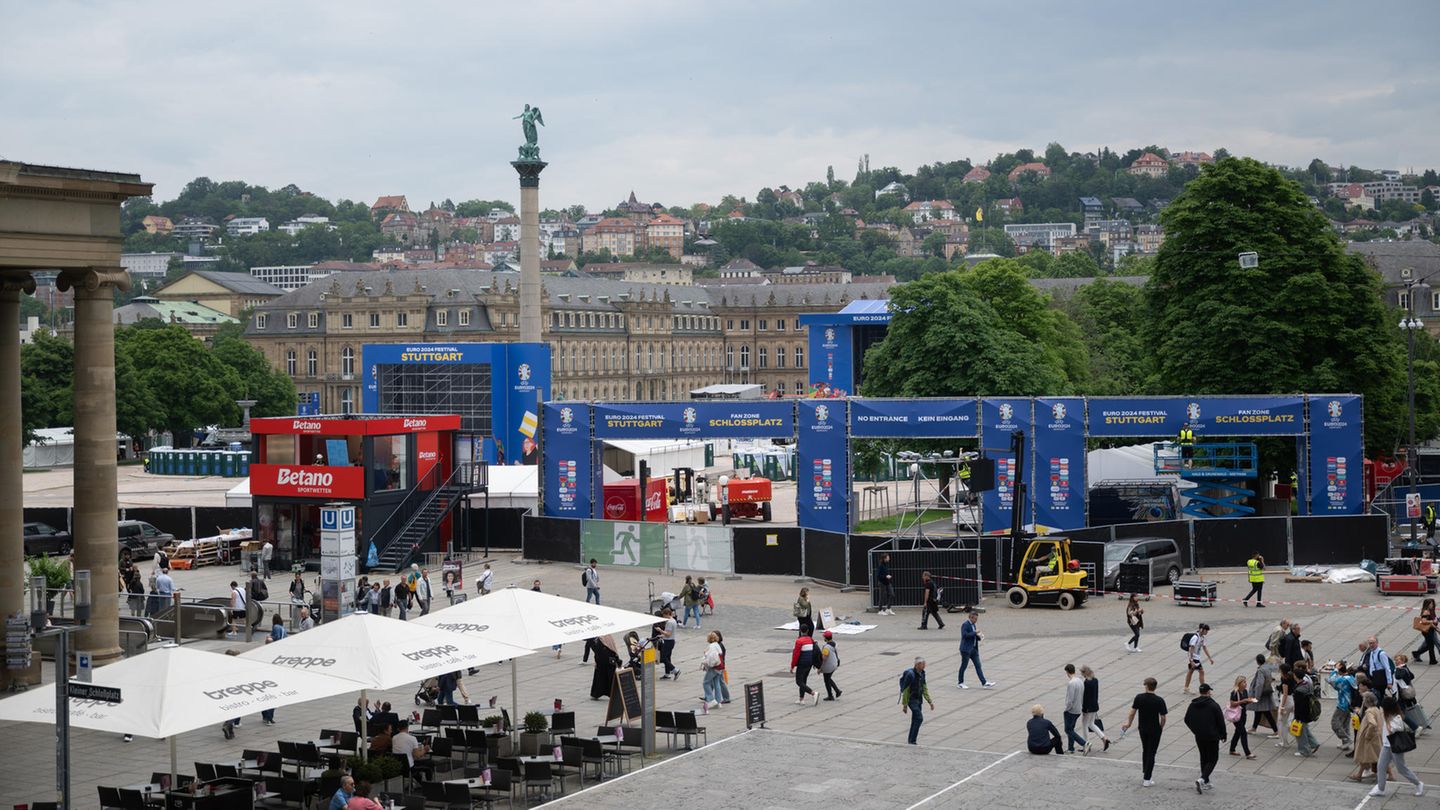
[4,554,1439,808]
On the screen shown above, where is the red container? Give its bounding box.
[602,478,668,522]
[1379,575,1429,596]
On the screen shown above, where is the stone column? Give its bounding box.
[0,276,34,684]
[512,159,547,343]
[61,266,129,662]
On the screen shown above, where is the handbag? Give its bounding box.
[1223,705,1242,723]
[1288,719,1302,737]
[1389,728,1417,754]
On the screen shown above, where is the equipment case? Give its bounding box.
[1378,575,1429,596]
[1173,579,1218,607]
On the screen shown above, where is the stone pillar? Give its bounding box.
[61,266,129,662]
[0,276,34,684]
[512,159,547,343]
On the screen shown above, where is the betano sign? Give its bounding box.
[250,464,365,499]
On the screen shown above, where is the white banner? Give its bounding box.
[665,525,734,574]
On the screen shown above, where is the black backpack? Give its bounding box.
[581,571,588,587]
[252,580,269,601]
[1180,632,1194,652]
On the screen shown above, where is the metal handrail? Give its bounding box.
[373,463,473,567]
[364,464,444,555]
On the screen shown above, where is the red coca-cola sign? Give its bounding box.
[251,464,365,499]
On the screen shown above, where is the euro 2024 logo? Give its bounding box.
[682,407,698,426]
[1051,403,1067,422]
[1328,400,1343,419]
[558,407,574,426]
[815,404,829,424]
[518,363,532,383]
[1186,402,1201,422]
[824,328,836,343]
[998,403,1014,423]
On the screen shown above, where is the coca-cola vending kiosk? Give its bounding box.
[602,478,668,522]
[248,413,464,569]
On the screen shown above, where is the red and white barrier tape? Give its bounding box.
[930,573,1424,612]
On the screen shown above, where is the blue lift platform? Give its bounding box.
[1154,442,1258,518]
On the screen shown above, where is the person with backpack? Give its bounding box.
[681,575,704,629]
[1330,661,1359,752]
[1276,622,1304,667]
[1183,683,1227,793]
[583,559,600,604]
[900,658,934,745]
[1292,661,1322,756]
[793,588,814,636]
[917,571,944,631]
[1265,618,1291,659]
[1370,695,1425,798]
[819,630,842,701]
[790,630,819,705]
[1393,653,1432,732]
[246,571,269,630]
[227,580,247,637]
[1182,623,1214,693]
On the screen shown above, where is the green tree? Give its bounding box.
[116,324,243,441]
[114,339,166,441]
[210,327,297,418]
[19,332,74,441]
[1144,157,1417,454]
[967,228,1016,257]
[1064,279,1150,395]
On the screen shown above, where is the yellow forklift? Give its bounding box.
[1005,536,1089,610]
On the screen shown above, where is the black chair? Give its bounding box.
[556,745,584,791]
[654,710,679,749]
[436,705,460,727]
[476,768,512,807]
[194,763,217,782]
[482,733,510,762]
[417,709,442,735]
[291,742,325,778]
[521,761,555,806]
[116,789,148,810]
[400,794,426,810]
[674,711,707,749]
[419,781,449,810]
[455,704,479,727]
[578,739,607,782]
[499,709,511,732]
[97,786,123,810]
[427,737,458,775]
[273,778,308,809]
[548,711,575,741]
[149,773,195,791]
[338,731,360,754]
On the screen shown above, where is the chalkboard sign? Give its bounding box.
[606,667,643,723]
[744,681,766,729]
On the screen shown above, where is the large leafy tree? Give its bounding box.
[210,325,297,419]
[115,324,244,441]
[1144,157,1422,453]
[1064,279,1151,396]
[860,260,1084,397]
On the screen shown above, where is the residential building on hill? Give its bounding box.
[646,213,685,259]
[1173,151,1214,167]
[121,252,178,281]
[226,217,270,237]
[153,269,285,316]
[1003,222,1077,252]
[1349,241,1440,334]
[1134,224,1166,253]
[171,218,218,241]
[1007,162,1050,182]
[109,296,236,342]
[962,166,991,184]
[278,215,334,235]
[371,195,410,217]
[581,263,694,285]
[582,217,647,257]
[1129,152,1169,178]
[141,215,173,235]
[903,200,958,223]
[875,181,910,201]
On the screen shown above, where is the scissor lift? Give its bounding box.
[1155,441,1258,518]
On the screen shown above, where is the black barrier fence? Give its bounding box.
[1293,514,1389,565]
[24,507,71,536]
[868,545,981,608]
[522,514,579,563]
[803,530,847,585]
[732,526,802,576]
[1194,518,1288,570]
[848,535,872,589]
[464,506,525,552]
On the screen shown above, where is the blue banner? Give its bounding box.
[542,403,592,518]
[810,323,854,394]
[849,398,979,437]
[981,398,1033,534]
[1033,397,1086,531]
[796,400,849,533]
[505,343,551,465]
[1308,395,1364,515]
[1086,396,1307,437]
[592,402,794,439]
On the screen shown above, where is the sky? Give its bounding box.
[2,1,1437,211]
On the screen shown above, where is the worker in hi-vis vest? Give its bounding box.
[1424,503,1437,542]
[1176,424,1196,469]
[1290,471,1299,515]
[1243,553,1265,608]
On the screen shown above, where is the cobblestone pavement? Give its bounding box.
[4,555,1439,808]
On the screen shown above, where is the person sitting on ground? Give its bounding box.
[1027,704,1065,755]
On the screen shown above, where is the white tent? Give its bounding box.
[225,476,251,508]
[465,464,538,510]
[414,588,661,730]
[241,612,534,758]
[1087,442,1180,484]
[0,645,359,782]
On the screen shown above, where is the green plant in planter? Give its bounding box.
[27,555,72,613]
[523,711,549,734]
[482,714,503,730]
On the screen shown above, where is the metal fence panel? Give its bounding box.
[580,519,666,569]
[666,524,734,575]
[803,530,847,584]
[868,547,981,608]
[522,515,581,563]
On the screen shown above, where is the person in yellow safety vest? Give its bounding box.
[1290,471,1299,515]
[958,461,973,505]
[1177,424,1196,469]
[1424,504,1437,543]
[1242,553,1266,608]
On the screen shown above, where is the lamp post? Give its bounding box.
[32,569,92,810]
[1401,274,1428,546]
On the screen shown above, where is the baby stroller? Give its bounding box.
[414,677,440,706]
[647,579,682,615]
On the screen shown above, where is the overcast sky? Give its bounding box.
[3,1,1436,211]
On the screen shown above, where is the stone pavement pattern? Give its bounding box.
[4,554,1440,808]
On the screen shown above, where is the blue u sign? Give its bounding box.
[321,509,339,531]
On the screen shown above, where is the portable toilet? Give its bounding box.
[238,451,251,477]
[221,451,235,478]
[183,450,195,476]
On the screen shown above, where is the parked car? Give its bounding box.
[117,520,175,563]
[23,522,72,556]
[1102,536,1184,590]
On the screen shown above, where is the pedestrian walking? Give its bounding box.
[1183,682,1226,794]
[957,611,995,688]
[1277,622,1304,667]
[226,580,246,637]
[917,571,944,630]
[1370,696,1425,798]
[583,559,600,604]
[1411,597,1438,664]
[681,575,704,629]
[1182,623,1213,693]
[1063,664,1089,753]
[1026,704,1064,755]
[1080,665,1111,751]
[819,630,842,701]
[260,539,274,579]
[260,615,286,724]
[1364,636,1394,695]
[393,580,409,621]
[1241,552,1265,607]
[900,657,934,745]
[476,563,493,596]
[1350,691,1385,783]
[1120,677,1167,787]
[654,607,678,678]
[1274,661,1296,748]
[793,587,815,636]
[790,630,819,705]
[1329,661,1358,751]
[701,632,725,709]
[1393,653,1433,731]
[1293,661,1322,756]
[1124,594,1143,652]
[1265,618,1291,659]
[1250,653,1279,735]
[876,553,896,615]
[1227,675,1257,759]
[417,568,432,615]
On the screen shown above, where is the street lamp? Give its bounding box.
[1400,272,1430,546]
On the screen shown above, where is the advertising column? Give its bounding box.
[796,400,849,533]
[541,403,592,518]
[980,398,1033,535]
[1308,395,1364,515]
[810,325,853,393]
[1033,398,1086,531]
[320,504,357,619]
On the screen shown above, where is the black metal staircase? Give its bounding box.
[372,463,481,572]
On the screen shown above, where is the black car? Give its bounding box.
[117,520,175,563]
[23,522,72,556]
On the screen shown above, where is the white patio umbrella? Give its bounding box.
[413,587,661,730]
[240,611,534,758]
[0,645,360,786]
